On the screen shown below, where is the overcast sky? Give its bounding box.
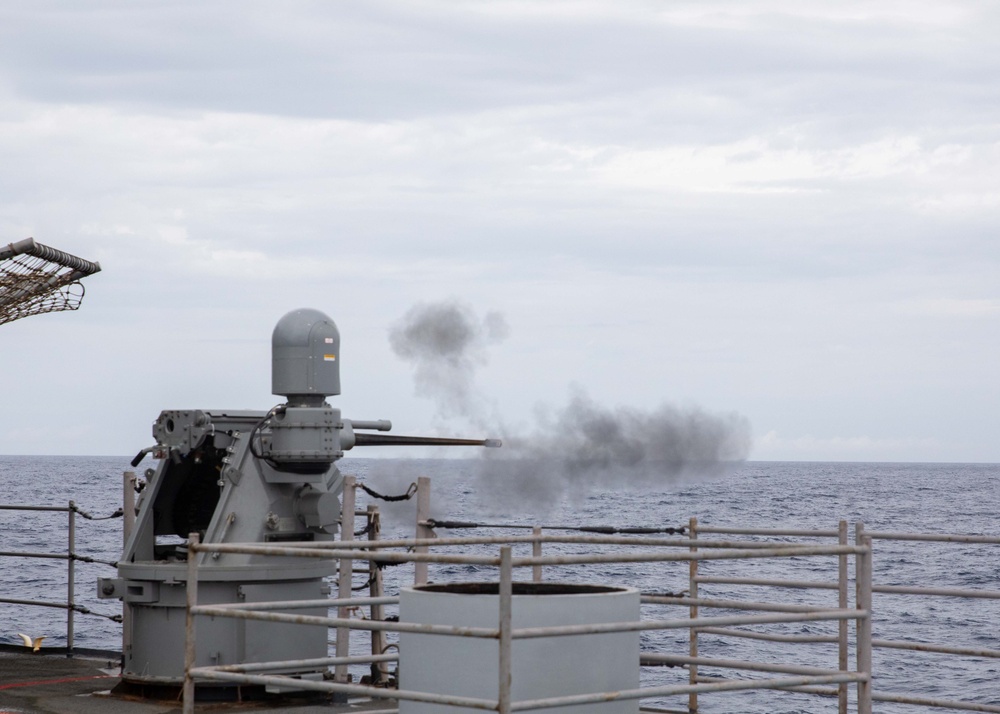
[1,1,998,462]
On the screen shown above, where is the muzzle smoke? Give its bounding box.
[389,300,508,427]
[389,300,752,513]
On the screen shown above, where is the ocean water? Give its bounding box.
[1,456,998,713]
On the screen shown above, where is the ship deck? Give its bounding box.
[0,651,391,714]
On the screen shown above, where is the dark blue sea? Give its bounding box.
[1,456,998,713]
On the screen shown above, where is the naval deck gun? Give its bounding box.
[100,308,499,693]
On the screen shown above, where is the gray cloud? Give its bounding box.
[0,2,998,461]
[477,391,752,513]
[2,1,994,137]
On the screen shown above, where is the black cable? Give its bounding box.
[641,590,687,599]
[71,604,124,623]
[70,554,118,567]
[354,522,375,537]
[375,560,404,569]
[358,482,418,502]
[424,518,686,536]
[69,503,124,521]
[248,404,283,459]
[640,656,685,668]
[574,525,686,535]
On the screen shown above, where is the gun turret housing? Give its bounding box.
[265,308,342,472]
[272,307,341,403]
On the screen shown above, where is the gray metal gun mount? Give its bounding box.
[99,308,499,695]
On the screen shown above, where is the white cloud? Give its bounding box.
[593,135,979,195]
[465,0,973,29]
[895,298,1000,318]
[656,0,972,29]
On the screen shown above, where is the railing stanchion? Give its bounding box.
[415,476,432,585]
[336,475,356,684]
[123,471,136,661]
[367,504,388,682]
[856,525,873,714]
[67,501,75,655]
[689,516,698,713]
[123,471,137,545]
[838,519,848,714]
[183,532,200,714]
[532,526,543,582]
[498,545,513,714]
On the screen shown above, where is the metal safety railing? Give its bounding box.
[0,498,123,653]
[178,475,1000,713]
[861,526,1000,713]
[688,519,859,713]
[181,476,873,714]
[687,521,1000,714]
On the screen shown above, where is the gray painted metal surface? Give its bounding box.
[101,308,499,689]
[398,581,640,714]
[102,309,352,685]
[271,307,341,400]
[0,238,102,273]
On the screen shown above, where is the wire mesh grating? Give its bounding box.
[0,238,101,326]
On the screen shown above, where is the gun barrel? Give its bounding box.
[352,433,501,448]
[347,419,392,432]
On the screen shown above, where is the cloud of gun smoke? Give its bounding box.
[477,389,751,512]
[389,300,752,514]
[389,300,508,426]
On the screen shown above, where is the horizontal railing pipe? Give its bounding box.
[509,673,865,711]
[870,691,1000,713]
[873,584,1000,599]
[694,575,840,590]
[206,595,399,611]
[189,669,499,710]
[694,526,841,538]
[872,639,1000,659]
[190,542,863,569]
[645,595,841,613]
[508,544,863,568]
[192,606,863,653]
[188,532,834,552]
[0,550,69,560]
[641,653,843,676]
[695,674,841,698]
[191,542,501,565]
[190,605,499,638]
[510,608,865,640]
[866,532,1000,545]
[0,597,74,610]
[694,626,839,644]
[208,653,398,673]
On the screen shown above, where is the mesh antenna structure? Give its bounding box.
[0,238,101,326]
